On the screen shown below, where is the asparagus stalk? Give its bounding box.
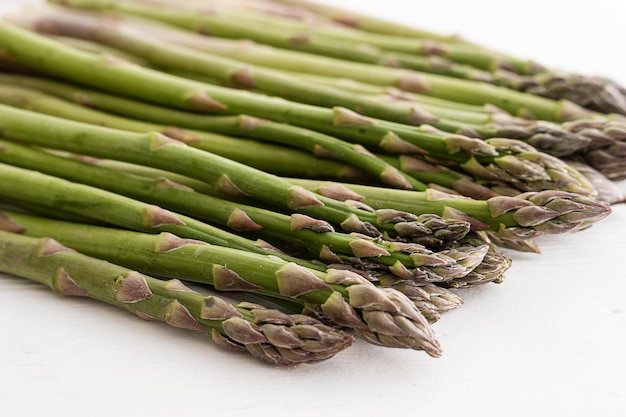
[0,161,328,271]
[82,150,544,255]
[0,74,601,202]
[44,20,490,115]
[217,0,338,26]
[3,71,606,203]
[0,188,466,318]
[484,232,541,254]
[0,228,355,365]
[53,0,544,75]
[288,70,624,166]
[0,82,419,190]
[377,154,510,199]
[202,0,626,116]
[19,10,449,128]
[261,0,468,42]
[41,0,626,116]
[72,16,618,164]
[282,71,492,114]
[0,24,596,197]
[289,178,612,239]
[0,139,488,282]
[1,74,469,191]
[297,73,594,157]
[4,25,484,99]
[47,3,499,81]
[266,0,626,116]
[373,143,596,199]
[81,151,542,253]
[33,0,436,69]
[20,8,594,159]
[0,103,474,244]
[38,3,590,121]
[444,232,512,287]
[0,134,564,260]
[0,202,464,321]
[0,213,443,355]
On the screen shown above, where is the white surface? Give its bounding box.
[1,1,625,416]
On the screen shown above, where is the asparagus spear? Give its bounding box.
[260,0,626,116]
[218,0,338,26]
[0,201,465,321]
[288,178,612,239]
[0,73,486,193]
[47,0,626,116]
[0,74,600,203]
[77,151,542,253]
[258,0,467,42]
[0,228,355,365]
[0,139,488,282]
[68,15,618,163]
[17,7,594,159]
[377,154,512,199]
[0,71,373,186]
[0,190,466,319]
[0,212,443,355]
[0,23,596,197]
[299,73,594,157]
[0,82,419,190]
[44,0,469,75]
[4,133,605,253]
[444,232,512,287]
[62,0,542,74]
[35,3,588,121]
[198,0,626,116]
[80,150,546,255]
[19,11,443,127]
[0,103,473,244]
[0,161,330,272]
[43,3,499,81]
[3,71,607,204]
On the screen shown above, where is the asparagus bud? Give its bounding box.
[524,72,626,116]
[320,271,442,356]
[378,275,464,323]
[565,160,624,204]
[487,190,612,237]
[486,118,591,157]
[561,117,626,180]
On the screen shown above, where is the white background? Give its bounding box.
[1,1,625,416]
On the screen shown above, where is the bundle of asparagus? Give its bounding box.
[0,0,621,366]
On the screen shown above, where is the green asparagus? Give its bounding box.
[0,213,443,355]
[0,103,474,244]
[0,228,355,365]
[0,139,490,282]
[17,7,597,159]
[0,161,327,271]
[290,178,611,237]
[0,26,597,197]
[0,81,419,190]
